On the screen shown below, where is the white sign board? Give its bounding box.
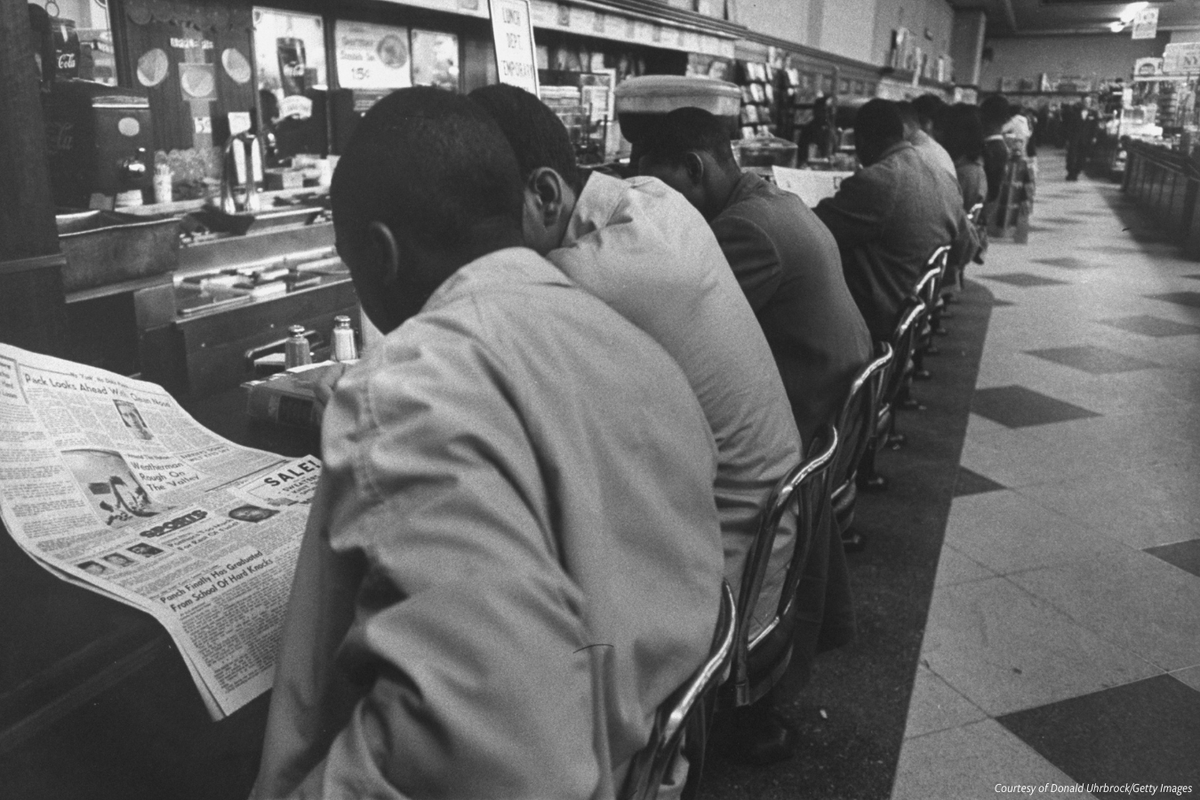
[1163,42,1200,75]
[489,0,539,97]
[1132,8,1158,40]
[772,166,854,207]
[335,21,413,91]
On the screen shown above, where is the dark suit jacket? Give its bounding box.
[814,141,974,340]
[710,171,872,444]
[709,171,867,679]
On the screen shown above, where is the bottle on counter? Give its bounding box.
[284,325,312,369]
[331,315,358,362]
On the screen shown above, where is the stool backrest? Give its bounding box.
[619,581,737,800]
[724,423,838,708]
[831,342,894,492]
[880,297,926,409]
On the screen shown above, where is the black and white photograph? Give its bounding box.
[1,0,1197,798]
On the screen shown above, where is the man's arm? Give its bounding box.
[812,168,895,250]
[255,330,608,800]
[708,214,783,312]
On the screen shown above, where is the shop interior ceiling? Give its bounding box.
[948,0,1200,36]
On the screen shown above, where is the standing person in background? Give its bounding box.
[1064,95,1098,181]
[798,95,836,164]
[252,87,726,800]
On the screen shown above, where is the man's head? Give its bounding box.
[636,107,741,220]
[912,94,946,135]
[331,87,524,334]
[469,84,582,256]
[853,99,905,167]
[939,102,984,163]
[979,94,1011,134]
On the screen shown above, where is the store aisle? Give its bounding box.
[891,154,1200,799]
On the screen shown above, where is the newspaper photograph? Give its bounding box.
[0,343,320,720]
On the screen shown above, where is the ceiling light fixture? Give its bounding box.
[1110,20,1127,32]
[1120,2,1150,23]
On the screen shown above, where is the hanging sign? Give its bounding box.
[1131,8,1158,40]
[335,21,413,91]
[489,0,539,97]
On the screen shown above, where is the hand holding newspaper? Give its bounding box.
[0,343,319,720]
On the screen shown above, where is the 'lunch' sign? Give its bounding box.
[490,0,539,97]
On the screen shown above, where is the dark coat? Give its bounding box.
[710,171,872,444]
[814,141,974,340]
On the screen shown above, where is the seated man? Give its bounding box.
[251,88,725,799]
[636,107,872,448]
[815,99,976,341]
[633,105,866,758]
[469,84,800,644]
[906,95,957,178]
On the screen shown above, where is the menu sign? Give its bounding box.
[335,21,413,91]
[1164,42,1200,75]
[1131,7,1158,40]
[489,0,538,96]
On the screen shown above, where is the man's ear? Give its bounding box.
[683,151,706,185]
[367,221,401,284]
[527,166,568,227]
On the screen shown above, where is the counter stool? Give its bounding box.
[858,297,925,494]
[620,582,736,800]
[831,343,894,546]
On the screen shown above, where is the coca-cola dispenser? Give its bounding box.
[42,80,155,209]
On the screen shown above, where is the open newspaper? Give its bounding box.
[0,343,319,720]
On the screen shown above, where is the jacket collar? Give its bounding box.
[423,247,572,313]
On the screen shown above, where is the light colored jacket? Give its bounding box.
[252,247,724,800]
[548,173,800,634]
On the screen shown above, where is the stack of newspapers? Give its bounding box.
[0,343,320,719]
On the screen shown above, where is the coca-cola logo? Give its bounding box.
[57,53,76,70]
[282,63,305,77]
[46,121,74,152]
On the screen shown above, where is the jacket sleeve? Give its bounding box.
[254,328,610,800]
[709,213,783,312]
[812,169,895,252]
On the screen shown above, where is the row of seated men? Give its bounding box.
[247,87,977,799]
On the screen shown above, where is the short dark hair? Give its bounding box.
[854,99,905,151]
[638,106,736,168]
[979,94,1011,129]
[469,84,582,193]
[912,94,946,127]
[939,103,984,163]
[331,88,523,261]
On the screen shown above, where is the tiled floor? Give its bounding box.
[890,155,1200,798]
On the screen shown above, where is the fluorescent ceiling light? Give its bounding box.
[1120,2,1150,23]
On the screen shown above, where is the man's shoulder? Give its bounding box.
[718,175,806,234]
